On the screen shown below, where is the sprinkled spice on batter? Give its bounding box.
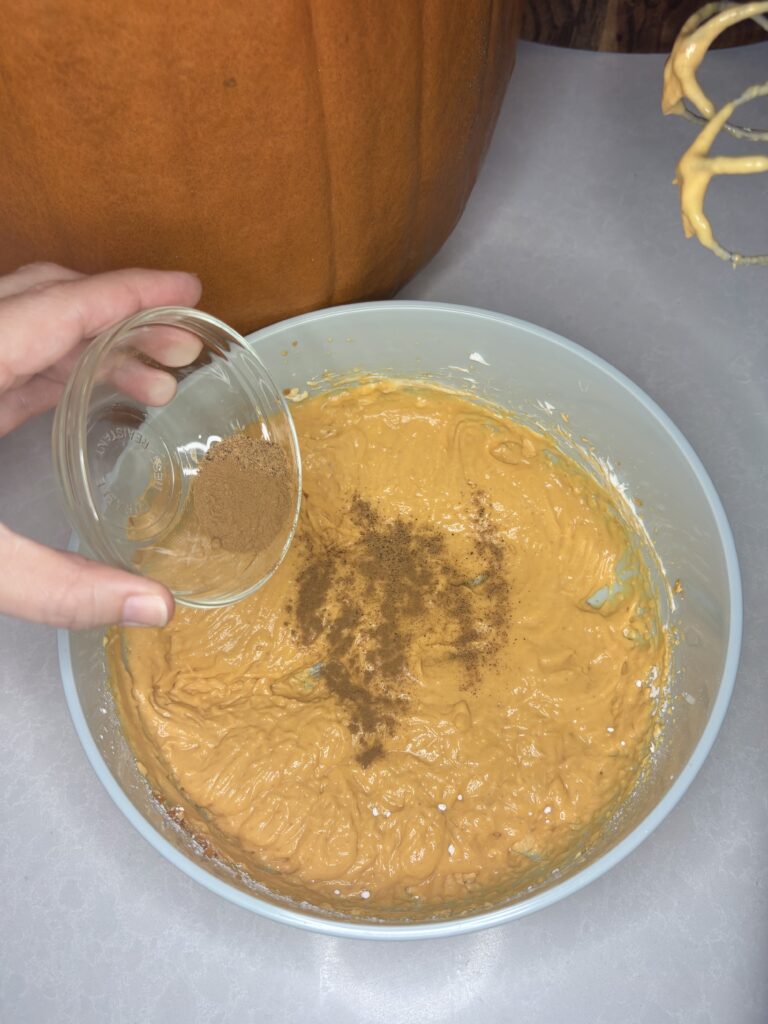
[290,493,511,765]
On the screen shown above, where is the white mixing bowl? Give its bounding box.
[59,301,742,939]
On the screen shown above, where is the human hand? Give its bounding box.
[0,262,202,629]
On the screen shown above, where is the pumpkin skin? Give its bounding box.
[0,1,521,332]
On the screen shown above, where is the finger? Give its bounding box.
[0,352,178,437]
[0,375,66,435]
[0,338,90,435]
[107,358,178,407]
[0,268,202,389]
[0,523,174,630]
[129,324,204,368]
[0,262,84,301]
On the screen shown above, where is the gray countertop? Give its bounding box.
[2,40,767,1024]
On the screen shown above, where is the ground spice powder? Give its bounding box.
[291,492,510,766]
[193,432,291,553]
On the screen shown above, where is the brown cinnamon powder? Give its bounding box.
[193,433,291,553]
[290,492,510,766]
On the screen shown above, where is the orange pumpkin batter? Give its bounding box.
[108,380,667,916]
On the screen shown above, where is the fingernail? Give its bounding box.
[122,594,169,628]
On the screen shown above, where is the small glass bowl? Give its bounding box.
[52,307,301,607]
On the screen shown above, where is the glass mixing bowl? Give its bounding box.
[52,307,301,606]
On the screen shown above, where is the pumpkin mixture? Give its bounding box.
[108,380,667,915]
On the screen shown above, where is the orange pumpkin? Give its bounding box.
[0,1,521,332]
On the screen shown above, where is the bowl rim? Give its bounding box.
[58,299,743,940]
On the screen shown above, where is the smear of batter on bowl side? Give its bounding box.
[108,379,668,917]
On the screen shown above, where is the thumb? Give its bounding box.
[0,523,173,629]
